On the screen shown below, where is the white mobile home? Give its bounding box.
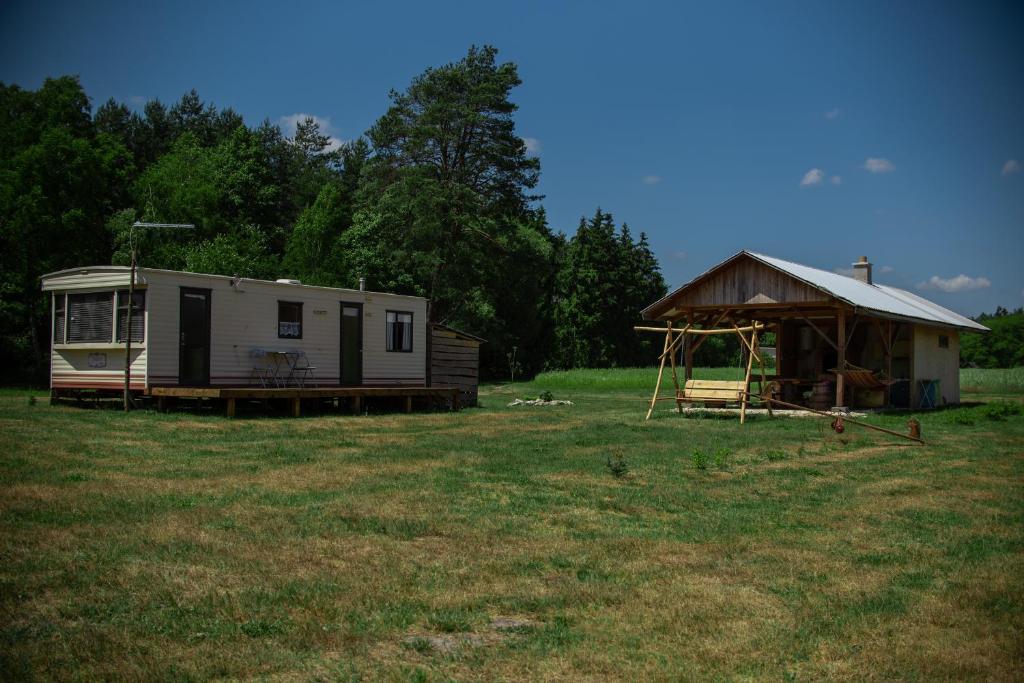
[41,266,428,395]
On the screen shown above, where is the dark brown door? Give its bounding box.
[179,288,211,385]
[340,302,362,385]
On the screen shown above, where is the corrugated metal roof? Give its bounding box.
[646,250,988,332]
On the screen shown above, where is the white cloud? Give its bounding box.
[1003,159,1021,175]
[800,168,825,187]
[523,137,541,154]
[672,250,687,261]
[917,274,992,293]
[642,175,662,185]
[864,157,895,173]
[279,113,345,152]
[831,175,842,185]
[878,265,894,274]
[825,108,841,120]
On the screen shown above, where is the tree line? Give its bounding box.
[0,46,669,383]
[961,307,1024,368]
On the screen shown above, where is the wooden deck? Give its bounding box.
[147,385,460,417]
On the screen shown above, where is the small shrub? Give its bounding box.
[539,390,554,403]
[713,448,731,469]
[984,401,1021,421]
[691,449,709,470]
[606,453,629,478]
[949,411,976,426]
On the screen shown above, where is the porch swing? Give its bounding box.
[634,320,772,423]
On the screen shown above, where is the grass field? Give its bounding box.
[1,369,1022,680]
[961,367,1024,395]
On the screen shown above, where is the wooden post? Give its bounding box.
[757,330,772,417]
[452,388,460,411]
[645,326,672,420]
[405,395,413,413]
[739,327,757,425]
[291,397,301,418]
[667,322,683,413]
[226,398,236,418]
[684,312,694,381]
[157,396,167,413]
[885,320,893,407]
[352,395,362,414]
[836,311,847,410]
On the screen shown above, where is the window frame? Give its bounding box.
[53,293,67,344]
[278,300,304,339]
[938,334,950,349]
[385,310,414,353]
[66,291,115,344]
[116,289,146,344]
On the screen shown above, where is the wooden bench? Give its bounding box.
[677,379,747,406]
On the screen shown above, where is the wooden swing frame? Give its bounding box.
[634,320,771,423]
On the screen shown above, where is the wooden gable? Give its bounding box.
[654,254,827,315]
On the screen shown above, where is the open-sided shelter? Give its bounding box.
[642,251,988,410]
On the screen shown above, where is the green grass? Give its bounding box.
[1,370,1022,680]
[961,366,1024,394]
[500,366,747,393]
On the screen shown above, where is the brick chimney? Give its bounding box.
[852,256,872,285]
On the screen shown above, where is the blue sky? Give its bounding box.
[2,0,1021,316]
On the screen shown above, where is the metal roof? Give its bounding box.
[40,265,427,300]
[646,250,988,332]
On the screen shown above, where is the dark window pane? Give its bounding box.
[67,292,114,343]
[116,290,146,343]
[53,293,66,344]
[278,301,302,338]
[386,311,412,351]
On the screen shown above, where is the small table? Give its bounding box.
[251,349,316,388]
[271,351,316,388]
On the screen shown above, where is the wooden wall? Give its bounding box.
[428,325,480,406]
[668,255,823,309]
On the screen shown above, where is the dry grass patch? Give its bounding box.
[2,384,1022,680]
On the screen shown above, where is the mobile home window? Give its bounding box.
[53,293,66,344]
[67,292,114,343]
[386,311,413,352]
[116,290,146,343]
[938,335,949,349]
[278,301,303,339]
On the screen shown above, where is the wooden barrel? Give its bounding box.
[808,381,833,409]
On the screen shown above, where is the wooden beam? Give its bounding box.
[794,309,838,352]
[226,398,236,418]
[740,327,758,425]
[667,322,682,413]
[733,325,762,365]
[291,397,301,418]
[636,323,763,336]
[845,315,860,348]
[836,312,846,408]
[684,312,694,381]
[645,327,672,420]
[689,309,733,354]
